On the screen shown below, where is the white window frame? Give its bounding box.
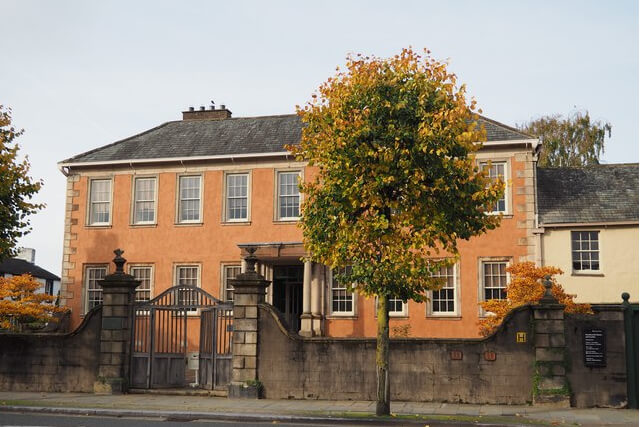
[479,159,510,215]
[131,176,158,225]
[176,174,203,224]
[374,296,408,318]
[571,230,601,274]
[221,264,241,302]
[223,172,250,222]
[129,264,154,302]
[328,267,356,316]
[87,178,113,226]
[275,170,302,221]
[84,265,108,313]
[174,264,201,313]
[174,264,201,287]
[478,257,511,317]
[427,262,460,317]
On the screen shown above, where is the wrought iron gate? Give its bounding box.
[130,285,233,390]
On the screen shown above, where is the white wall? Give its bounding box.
[541,225,638,303]
[2,273,60,298]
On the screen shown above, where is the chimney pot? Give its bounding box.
[182,104,232,121]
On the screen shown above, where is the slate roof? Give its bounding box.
[537,164,639,225]
[477,115,534,141]
[60,114,533,165]
[0,258,60,281]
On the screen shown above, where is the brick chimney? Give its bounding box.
[182,104,232,121]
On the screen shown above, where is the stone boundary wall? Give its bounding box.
[0,307,102,392]
[257,304,535,404]
[565,306,627,408]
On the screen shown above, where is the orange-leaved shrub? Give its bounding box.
[0,274,66,331]
[478,262,592,337]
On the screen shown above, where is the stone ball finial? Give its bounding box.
[113,249,126,273]
[622,292,630,305]
[543,274,552,294]
[539,274,558,304]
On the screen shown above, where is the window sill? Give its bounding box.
[326,314,358,320]
[486,212,513,218]
[479,312,497,318]
[426,315,462,320]
[389,314,409,319]
[85,224,112,229]
[221,221,251,226]
[571,271,604,277]
[273,219,299,224]
[130,223,158,228]
[174,222,204,227]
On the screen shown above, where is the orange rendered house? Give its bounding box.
[58,106,539,338]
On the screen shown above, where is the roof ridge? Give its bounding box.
[59,121,174,164]
[539,163,639,170]
[477,115,535,139]
[224,113,297,120]
[175,113,298,122]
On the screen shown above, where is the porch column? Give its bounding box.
[228,247,270,398]
[299,258,313,337]
[94,249,140,394]
[311,263,323,336]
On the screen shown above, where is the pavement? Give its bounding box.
[0,391,637,426]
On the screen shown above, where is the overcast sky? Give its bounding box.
[1,0,638,275]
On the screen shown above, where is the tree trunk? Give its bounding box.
[375,294,390,416]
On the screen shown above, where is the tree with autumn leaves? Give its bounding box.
[291,48,503,416]
[479,262,592,337]
[0,105,52,331]
[0,274,65,332]
[0,105,43,260]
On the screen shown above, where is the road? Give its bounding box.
[0,411,524,427]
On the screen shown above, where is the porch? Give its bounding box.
[238,242,327,337]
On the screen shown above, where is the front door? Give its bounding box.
[272,265,303,333]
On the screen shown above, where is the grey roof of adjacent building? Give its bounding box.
[60,114,534,165]
[537,164,639,225]
[0,258,61,281]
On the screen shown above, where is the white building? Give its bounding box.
[0,248,61,298]
[536,164,638,303]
